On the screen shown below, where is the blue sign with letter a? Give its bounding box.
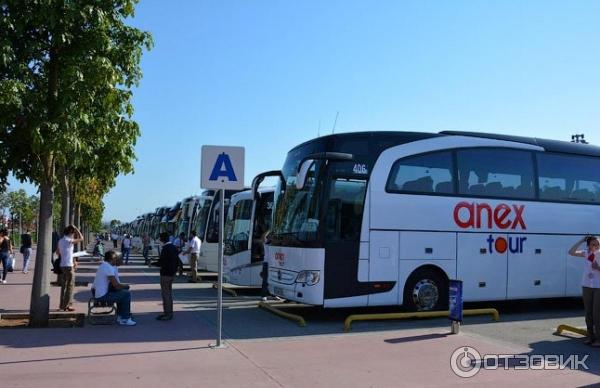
[201,145,245,190]
[209,153,238,182]
[448,279,463,322]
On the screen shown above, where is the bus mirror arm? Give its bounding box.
[252,170,285,200]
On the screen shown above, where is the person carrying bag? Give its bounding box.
[0,229,14,283]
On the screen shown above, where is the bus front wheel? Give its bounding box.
[403,268,448,312]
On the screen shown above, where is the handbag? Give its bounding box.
[52,257,63,275]
[19,245,25,254]
[7,254,15,272]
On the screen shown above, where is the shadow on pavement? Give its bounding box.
[0,311,217,349]
[0,343,212,366]
[384,333,449,344]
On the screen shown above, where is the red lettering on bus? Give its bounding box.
[275,252,285,266]
[512,205,526,230]
[453,202,474,228]
[493,204,511,229]
[453,202,526,230]
[476,203,492,229]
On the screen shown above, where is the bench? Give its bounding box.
[87,291,118,325]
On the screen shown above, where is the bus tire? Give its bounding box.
[403,268,448,312]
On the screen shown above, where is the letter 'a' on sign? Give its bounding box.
[201,145,245,190]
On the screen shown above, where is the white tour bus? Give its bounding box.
[265,131,600,310]
[191,189,245,272]
[223,185,275,287]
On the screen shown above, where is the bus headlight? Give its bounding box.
[296,270,320,286]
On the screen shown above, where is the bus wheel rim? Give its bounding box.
[412,279,439,311]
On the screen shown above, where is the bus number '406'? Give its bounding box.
[353,164,368,174]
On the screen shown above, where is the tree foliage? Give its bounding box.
[0,0,152,325]
[6,189,38,228]
[1,0,152,185]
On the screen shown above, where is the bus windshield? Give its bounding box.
[271,159,326,244]
[224,198,252,255]
[193,197,212,240]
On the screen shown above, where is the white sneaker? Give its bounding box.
[1,280,6,284]
[118,317,137,326]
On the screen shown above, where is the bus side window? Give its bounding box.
[538,153,600,203]
[457,148,535,199]
[386,151,454,194]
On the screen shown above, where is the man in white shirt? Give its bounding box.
[110,232,118,249]
[185,231,201,283]
[93,250,136,326]
[56,225,83,312]
[121,234,132,264]
[173,232,186,276]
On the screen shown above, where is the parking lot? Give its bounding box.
[0,252,598,387]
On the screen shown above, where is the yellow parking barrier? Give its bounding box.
[344,308,499,331]
[258,301,307,327]
[463,308,500,322]
[212,283,238,297]
[554,324,588,337]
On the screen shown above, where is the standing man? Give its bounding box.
[153,232,178,321]
[121,234,132,265]
[142,234,152,265]
[57,225,83,312]
[185,231,201,283]
[20,229,32,274]
[111,231,118,249]
[173,232,186,276]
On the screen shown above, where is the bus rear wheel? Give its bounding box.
[404,268,448,312]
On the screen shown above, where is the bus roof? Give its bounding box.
[289,130,600,158]
[440,130,600,157]
[289,131,441,154]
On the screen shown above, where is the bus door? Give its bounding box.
[250,192,274,262]
[322,176,367,300]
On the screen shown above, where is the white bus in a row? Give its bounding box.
[223,186,275,287]
[265,131,600,310]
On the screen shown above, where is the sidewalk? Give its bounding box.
[0,248,598,387]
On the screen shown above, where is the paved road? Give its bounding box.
[0,247,598,387]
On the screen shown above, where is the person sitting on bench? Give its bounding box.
[92,250,136,326]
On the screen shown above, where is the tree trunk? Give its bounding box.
[59,168,69,231]
[69,186,75,226]
[29,155,55,327]
[82,223,86,251]
[74,203,81,252]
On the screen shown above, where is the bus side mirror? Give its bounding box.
[296,159,315,190]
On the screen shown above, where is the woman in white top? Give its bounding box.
[568,235,600,347]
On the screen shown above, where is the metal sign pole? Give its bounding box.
[201,145,243,349]
[216,188,225,348]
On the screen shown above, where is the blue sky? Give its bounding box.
[8,0,600,222]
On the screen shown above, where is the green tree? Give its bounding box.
[4,189,38,244]
[0,0,152,326]
[0,191,8,225]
